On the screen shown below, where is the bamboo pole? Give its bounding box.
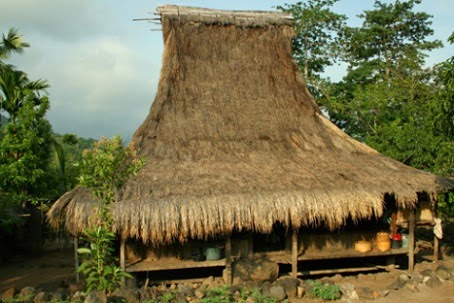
[408,210,415,272]
[120,239,126,286]
[292,230,298,278]
[225,235,232,285]
[74,237,80,283]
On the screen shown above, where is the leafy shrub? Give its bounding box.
[241,288,277,303]
[438,192,454,219]
[77,225,131,293]
[200,286,231,303]
[142,291,177,303]
[77,136,144,294]
[308,281,341,300]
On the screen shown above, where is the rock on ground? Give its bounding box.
[273,277,299,298]
[269,286,286,301]
[84,290,107,303]
[232,258,279,285]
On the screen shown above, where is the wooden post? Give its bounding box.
[433,205,440,263]
[225,235,232,285]
[434,236,439,263]
[247,233,253,257]
[291,230,298,278]
[120,238,126,286]
[74,237,80,283]
[408,209,415,272]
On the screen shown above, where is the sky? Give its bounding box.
[1,0,453,140]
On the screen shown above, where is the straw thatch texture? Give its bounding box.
[47,6,454,245]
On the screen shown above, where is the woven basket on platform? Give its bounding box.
[354,240,372,253]
[376,232,391,251]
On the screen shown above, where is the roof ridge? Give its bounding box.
[156,5,293,26]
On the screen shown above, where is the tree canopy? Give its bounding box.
[0,29,98,239]
[279,0,453,194]
[277,0,347,98]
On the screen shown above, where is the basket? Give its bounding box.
[376,232,391,252]
[354,241,372,253]
[376,240,391,252]
[376,232,390,242]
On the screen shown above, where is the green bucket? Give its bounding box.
[205,247,222,260]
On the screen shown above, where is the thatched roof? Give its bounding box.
[47,5,454,245]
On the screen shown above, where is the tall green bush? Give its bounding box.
[77,135,144,294]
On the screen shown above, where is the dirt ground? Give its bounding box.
[0,248,75,292]
[1,246,453,302]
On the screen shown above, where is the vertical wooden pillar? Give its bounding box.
[408,209,415,272]
[433,205,440,263]
[434,236,439,263]
[291,230,298,278]
[247,233,253,257]
[74,237,80,283]
[225,235,232,285]
[120,238,126,286]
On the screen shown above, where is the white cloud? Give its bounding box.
[1,0,163,140]
[0,0,115,41]
[42,37,158,139]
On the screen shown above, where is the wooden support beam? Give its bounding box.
[120,239,126,286]
[74,237,80,283]
[434,236,439,263]
[408,209,415,272]
[225,235,232,285]
[298,266,381,277]
[433,206,440,263]
[291,230,298,278]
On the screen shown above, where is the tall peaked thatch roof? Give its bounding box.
[48,5,454,245]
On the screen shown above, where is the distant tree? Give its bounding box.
[0,29,55,243]
[326,0,443,137]
[301,1,453,216]
[50,133,97,193]
[343,0,441,85]
[0,67,49,121]
[0,94,53,200]
[1,28,29,126]
[277,0,347,98]
[434,32,454,140]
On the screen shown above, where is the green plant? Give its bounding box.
[2,296,33,303]
[77,225,131,293]
[308,281,341,301]
[438,192,454,219]
[142,291,177,303]
[49,299,80,303]
[76,136,145,294]
[240,288,277,303]
[158,291,177,303]
[200,286,231,303]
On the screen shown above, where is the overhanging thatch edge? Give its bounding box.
[48,186,444,245]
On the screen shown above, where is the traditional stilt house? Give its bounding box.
[48,5,454,282]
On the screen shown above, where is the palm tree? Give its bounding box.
[0,28,29,64]
[1,28,31,125]
[0,29,48,123]
[0,67,49,122]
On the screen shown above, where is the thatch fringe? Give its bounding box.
[47,6,454,245]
